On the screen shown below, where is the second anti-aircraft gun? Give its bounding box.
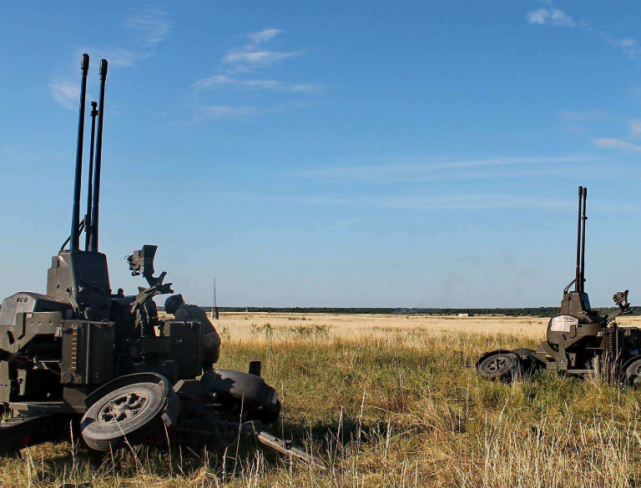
[0,54,316,464]
[477,186,641,386]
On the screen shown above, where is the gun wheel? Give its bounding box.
[477,351,522,382]
[98,392,149,424]
[80,374,179,452]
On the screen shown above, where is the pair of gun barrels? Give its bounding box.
[70,54,108,254]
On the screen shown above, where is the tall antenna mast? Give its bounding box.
[212,274,220,320]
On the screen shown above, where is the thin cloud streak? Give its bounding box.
[49,81,79,110]
[77,47,152,68]
[557,111,607,122]
[222,29,302,72]
[198,105,266,120]
[181,100,322,124]
[50,8,171,109]
[124,10,171,48]
[295,156,594,183]
[526,7,641,62]
[248,28,281,45]
[223,50,302,68]
[215,192,573,211]
[556,110,608,133]
[82,9,171,68]
[192,74,323,93]
[189,28,320,122]
[629,120,641,138]
[593,138,641,153]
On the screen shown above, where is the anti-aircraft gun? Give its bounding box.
[0,55,316,464]
[477,186,641,386]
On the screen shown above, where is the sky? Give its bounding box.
[0,0,640,308]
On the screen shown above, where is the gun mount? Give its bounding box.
[0,55,315,465]
[477,186,640,386]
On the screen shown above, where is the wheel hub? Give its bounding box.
[98,392,149,424]
[486,356,512,374]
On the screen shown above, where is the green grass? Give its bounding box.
[2,331,641,487]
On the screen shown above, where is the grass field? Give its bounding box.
[2,312,641,487]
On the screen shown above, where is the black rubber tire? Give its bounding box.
[477,351,522,382]
[248,399,281,425]
[80,380,178,452]
[201,369,281,424]
[625,359,641,388]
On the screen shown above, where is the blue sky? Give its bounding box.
[0,0,640,308]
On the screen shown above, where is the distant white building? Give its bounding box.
[458,313,474,317]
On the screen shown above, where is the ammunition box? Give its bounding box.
[61,320,115,385]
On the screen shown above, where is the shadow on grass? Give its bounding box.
[8,417,347,484]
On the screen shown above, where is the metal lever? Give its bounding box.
[255,429,326,471]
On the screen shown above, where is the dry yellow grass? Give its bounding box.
[213,311,641,341]
[2,312,641,487]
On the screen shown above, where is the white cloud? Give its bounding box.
[220,28,303,72]
[223,49,302,70]
[192,74,322,93]
[51,9,171,109]
[526,8,549,25]
[595,31,641,61]
[593,138,641,153]
[79,47,150,68]
[248,28,281,45]
[82,9,170,67]
[199,105,265,120]
[620,38,638,48]
[124,10,171,47]
[49,81,80,111]
[526,8,577,27]
[629,120,641,138]
[526,7,641,63]
[189,28,320,121]
[84,9,171,67]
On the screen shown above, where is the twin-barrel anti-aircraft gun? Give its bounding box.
[0,55,316,463]
[477,186,641,386]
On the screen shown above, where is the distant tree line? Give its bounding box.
[196,306,641,318]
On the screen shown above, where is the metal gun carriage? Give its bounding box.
[477,187,640,386]
[0,55,314,464]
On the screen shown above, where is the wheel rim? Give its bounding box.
[484,355,514,375]
[98,392,149,424]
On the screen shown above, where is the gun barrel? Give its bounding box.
[89,59,108,252]
[580,187,588,293]
[70,54,90,252]
[85,101,98,251]
[575,186,583,292]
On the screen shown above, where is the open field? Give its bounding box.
[211,311,641,340]
[3,312,641,487]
